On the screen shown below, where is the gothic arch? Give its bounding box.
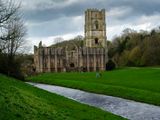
[94,20,99,29]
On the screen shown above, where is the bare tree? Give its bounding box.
[0,0,19,26]
[53,37,64,47]
[0,0,27,78]
[0,0,20,52]
[54,37,64,44]
[4,16,26,59]
[74,35,84,41]
[0,0,26,56]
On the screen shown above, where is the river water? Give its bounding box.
[27,82,160,120]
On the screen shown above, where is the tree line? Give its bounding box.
[50,31,160,68]
[108,27,160,67]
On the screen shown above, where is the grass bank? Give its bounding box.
[27,67,160,106]
[0,74,124,120]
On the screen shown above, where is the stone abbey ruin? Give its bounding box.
[34,9,108,72]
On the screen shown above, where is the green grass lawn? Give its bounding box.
[0,74,124,120]
[27,67,160,106]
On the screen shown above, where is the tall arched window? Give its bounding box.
[94,20,98,30]
[95,38,99,44]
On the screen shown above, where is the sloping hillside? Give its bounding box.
[0,74,124,120]
[51,39,83,49]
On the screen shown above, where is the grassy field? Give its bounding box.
[0,74,125,120]
[27,67,160,106]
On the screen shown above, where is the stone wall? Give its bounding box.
[34,45,106,73]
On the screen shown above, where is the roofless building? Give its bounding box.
[34,9,108,72]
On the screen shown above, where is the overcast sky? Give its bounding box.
[17,0,160,50]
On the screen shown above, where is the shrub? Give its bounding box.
[106,59,116,70]
[0,53,24,80]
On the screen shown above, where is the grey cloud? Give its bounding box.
[27,16,84,37]
[20,0,160,40]
[23,0,160,23]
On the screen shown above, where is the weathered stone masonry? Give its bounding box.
[34,9,108,72]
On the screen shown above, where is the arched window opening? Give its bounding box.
[94,20,98,30]
[70,63,75,68]
[95,38,99,44]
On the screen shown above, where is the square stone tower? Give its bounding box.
[84,9,106,48]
